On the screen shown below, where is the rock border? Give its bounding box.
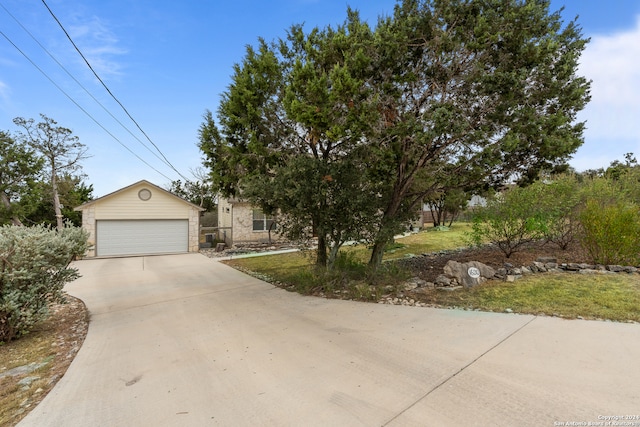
[400,256,640,293]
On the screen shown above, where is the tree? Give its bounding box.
[605,152,637,180]
[200,11,381,268]
[13,114,89,230]
[364,0,591,267]
[202,0,591,269]
[0,131,43,226]
[425,188,470,227]
[168,168,217,211]
[23,174,93,227]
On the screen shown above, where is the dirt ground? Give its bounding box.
[403,241,591,283]
[0,297,89,427]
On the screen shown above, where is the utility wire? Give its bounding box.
[40,0,190,183]
[0,29,174,182]
[0,1,174,170]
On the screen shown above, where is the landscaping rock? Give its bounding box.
[565,263,582,271]
[435,275,452,286]
[403,282,418,291]
[439,286,463,291]
[532,261,547,272]
[443,260,495,288]
[578,263,596,270]
[406,277,427,288]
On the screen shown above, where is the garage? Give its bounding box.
[75,180,204,257]
[96,219,189,256]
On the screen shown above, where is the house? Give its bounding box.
[74,180,205,257]
[217,197,279,247]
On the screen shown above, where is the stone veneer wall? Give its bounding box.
[188,208,200,252]
[81,205,96,257]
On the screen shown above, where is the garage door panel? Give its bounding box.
[96,220,188,256]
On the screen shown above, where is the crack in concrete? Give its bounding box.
[381,315,538,426]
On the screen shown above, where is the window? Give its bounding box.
[252,209,275,231]
[138,188,152,201]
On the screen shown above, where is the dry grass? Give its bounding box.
[0,297,88,427]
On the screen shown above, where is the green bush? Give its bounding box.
[0,224,89,342]
[469,185,548,257]
[536,175,581,249]
[578,200,640,266]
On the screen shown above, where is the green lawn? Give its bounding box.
[343,222,473,262]
[420,273,640,322]
[226,223,472,278]
[224,222,640,322]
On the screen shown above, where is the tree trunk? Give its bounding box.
[368,184,406,269]
[52,171,64,230]
[368,238,386,269]
[0,191,23,226]
[327,242,342,270]
[316,234,327,268]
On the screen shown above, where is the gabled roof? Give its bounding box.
[74,179,206,211]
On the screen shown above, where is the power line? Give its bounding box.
[0,29,175,182]
[40,0,190,182]
[0,1,175,171]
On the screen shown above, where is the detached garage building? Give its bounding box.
[75,180,205,257]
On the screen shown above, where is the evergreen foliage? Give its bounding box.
[0,131,43,226]
[0,225,89,342]
[200,0,591,268]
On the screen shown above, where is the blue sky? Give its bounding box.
[1,0,640,197]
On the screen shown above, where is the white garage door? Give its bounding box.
[96,220,188,256]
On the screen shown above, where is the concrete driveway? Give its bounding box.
[19,254,640,427]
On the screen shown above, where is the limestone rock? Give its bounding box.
[435,275,451,286]
[443,260,495,288]
[406,277,427,288]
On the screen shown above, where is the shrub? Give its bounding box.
[578,200,640,266]
[469,186,548,257]
[536,175,581,249]
[0,224,89,342]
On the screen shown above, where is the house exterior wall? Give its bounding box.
[81,205,97,257]
[217,197,282,246]
[77,181,201,257]
[187,208,200,253]
[217,197,234,245]
[92,183,190,220]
